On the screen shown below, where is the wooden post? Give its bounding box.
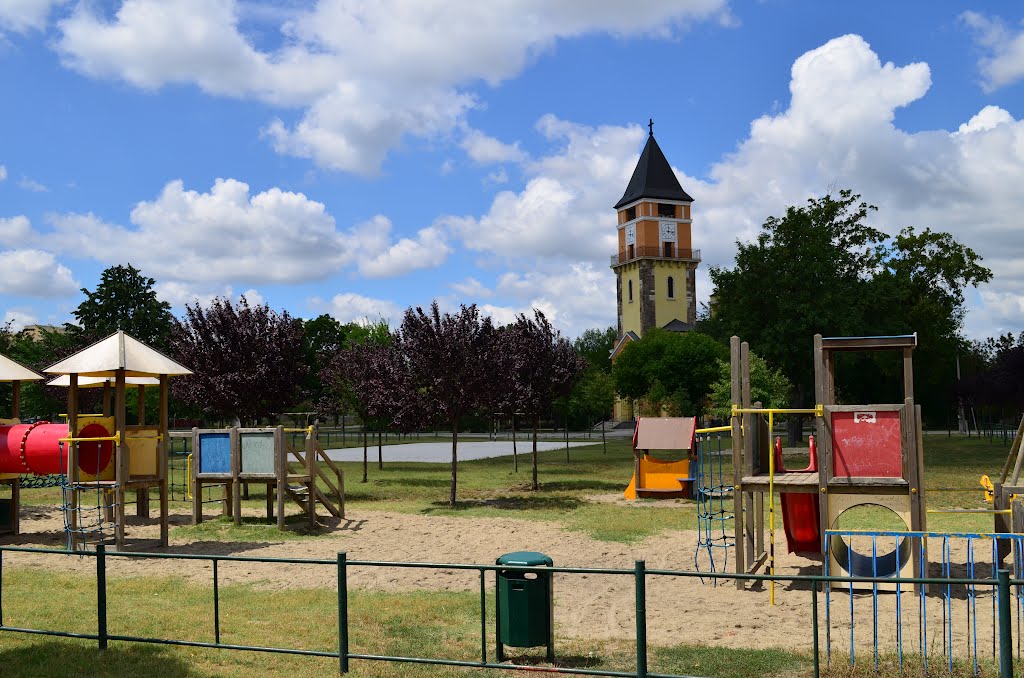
[306,425,316,528]
[741,342,757,569]
[158,375,169,547]
[11,381,20,420]
[813,335,829,557]
[191,427,202,525]
[68,374,79,550]
[276,426,286,531]
[102,381,111,417]
[136,385,145,426]
[115,369,127,549]
[232,427,242,525]
[730,336,744,588]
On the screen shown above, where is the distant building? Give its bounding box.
[19,324,66,341]
[610,124,699,419]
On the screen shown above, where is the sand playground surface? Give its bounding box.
[1,501,1004,658]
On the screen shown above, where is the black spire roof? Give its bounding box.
[614,126,692,209]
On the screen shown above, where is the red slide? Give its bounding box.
[0,422,113,476]
[775,436,822,555]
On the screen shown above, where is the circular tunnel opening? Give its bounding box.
[830,503,913,578]
[77,423,114,476]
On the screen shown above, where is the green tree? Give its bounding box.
[611,329,727,418]
[72,264,174,348]
[573,327,617,372]
[708,353,792,419]
[703,190,991,439]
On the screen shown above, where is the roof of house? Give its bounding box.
[614,131,693,209]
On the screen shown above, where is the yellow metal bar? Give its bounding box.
[282,427,314,433]
[732,405,824,417]
[59,435,121,443]
[695,425,732,434]
[125,434,164,441]
[768,410,775,606]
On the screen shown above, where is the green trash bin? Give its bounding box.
[495,551,554,662]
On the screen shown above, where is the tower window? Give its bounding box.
[663,242,674,258]
[658,203,675,218]
[667,276,675,299]
[625,206,636,221]
[628,280,633,302]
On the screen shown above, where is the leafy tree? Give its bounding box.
[708,353,792,420]
[320,339,417,482]
[170,296,306,424]
[72,264,174,348]
[703,190,991,439]
[399,302,495,506]
[496,310,587,489]
[611,328,727,418]
[573,327,617,372]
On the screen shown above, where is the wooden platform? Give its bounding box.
[740,472,819,494]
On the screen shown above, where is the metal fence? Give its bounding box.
[0,544,1019,677]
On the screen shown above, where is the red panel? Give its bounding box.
[831,410,903,478]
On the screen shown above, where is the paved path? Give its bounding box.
[324,440,594,463]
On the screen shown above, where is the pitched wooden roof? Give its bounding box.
[44,330,192,378]
[0,353,43,382]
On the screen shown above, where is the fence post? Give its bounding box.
[998,568,1013,677]
[635,560,647,678]
[96,544,108,650]
[338,552,349,674]
[811,579,820,678]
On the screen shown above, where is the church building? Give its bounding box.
[610,123,700,419]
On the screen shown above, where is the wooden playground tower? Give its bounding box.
[45,331,193,550]
[191,424,345,529]
[731,333,927,598]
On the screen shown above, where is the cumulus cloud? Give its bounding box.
[2,309,38,331]
[18,177,48,192]
[460,129,527,165]
[450,277,493,300]
[317,292,402,325]
[0,0,62,34]
[0,249,79,297]
[55,0,728,174]
[0,216,33,240]
[961,11,1024,92]
[0,165,6,181]
[355,218,452,278]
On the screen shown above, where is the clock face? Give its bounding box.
[659,221,677,242]
[625,224,636,244]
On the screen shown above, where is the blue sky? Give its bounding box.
[1,0,1023,340]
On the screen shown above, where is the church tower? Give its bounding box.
[611,122,699,345]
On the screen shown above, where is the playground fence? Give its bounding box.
[0,545,1022,677]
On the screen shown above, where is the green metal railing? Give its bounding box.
[0,544,1019,677]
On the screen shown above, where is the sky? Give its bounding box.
[1,0,1023,341]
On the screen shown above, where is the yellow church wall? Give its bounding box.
[620,264,642,335]
[653,262,689,328]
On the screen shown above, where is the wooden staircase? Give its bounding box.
[283,430,345,522]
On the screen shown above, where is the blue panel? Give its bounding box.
[199,433,231,474]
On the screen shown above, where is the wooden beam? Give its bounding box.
[730,336,744,588]
[11,381,20,420]
[820,335,917,351]
[115,369,127,549]
[159,375,169,547]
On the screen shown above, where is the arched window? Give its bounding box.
[628,280,633,302]
[667,276,675,299]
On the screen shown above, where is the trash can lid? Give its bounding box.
[496,551,553,566]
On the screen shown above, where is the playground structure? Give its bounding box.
[623,417,696,500]
[0,352,46,534]
[191,424,345,529]
[2,331,192,550]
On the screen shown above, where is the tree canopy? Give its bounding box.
[71,264,174,349]
[702,190,991,428]
[611,328,727,418]
[170,296,306,424]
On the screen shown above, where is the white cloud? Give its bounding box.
[2,309,38,331]
[55,0,729,175]
[0,249,79,297]
[49,178,349,285]
[447,115,641,260]
[493,263,615,336]
[317,292,402,325]
[460,129,526,165]
[0,0,62,34]
[450,277,493,300]
[961,11,1024,92]
[485,168,509,185]
[358,223,451,278]
[0,165,6,181]
[0,216,33,240]
[957,105,1014,134]
[18,177,48,192]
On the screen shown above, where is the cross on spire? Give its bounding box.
[648,118,654,136]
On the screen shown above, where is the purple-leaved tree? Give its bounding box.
[497,310,587,490]
[399,302,495,507]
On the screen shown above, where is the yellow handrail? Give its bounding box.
[695,425,732,434]
[59,435,120,443]
[732,405,823,417]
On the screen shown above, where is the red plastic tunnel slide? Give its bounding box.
[0,422,113,476]
[774,435,822,555]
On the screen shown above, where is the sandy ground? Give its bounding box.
[1,502,1011,662]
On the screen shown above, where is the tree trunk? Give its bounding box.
[602,419,606,454]
[531,420,539,491]
[512,414,518,473]
[362,428,368,483]
[450,424,459,507]
[378,428,383,470]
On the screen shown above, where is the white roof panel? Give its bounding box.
[44,330,192,377]
[0,353,43,382]
[46,374,161,388]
